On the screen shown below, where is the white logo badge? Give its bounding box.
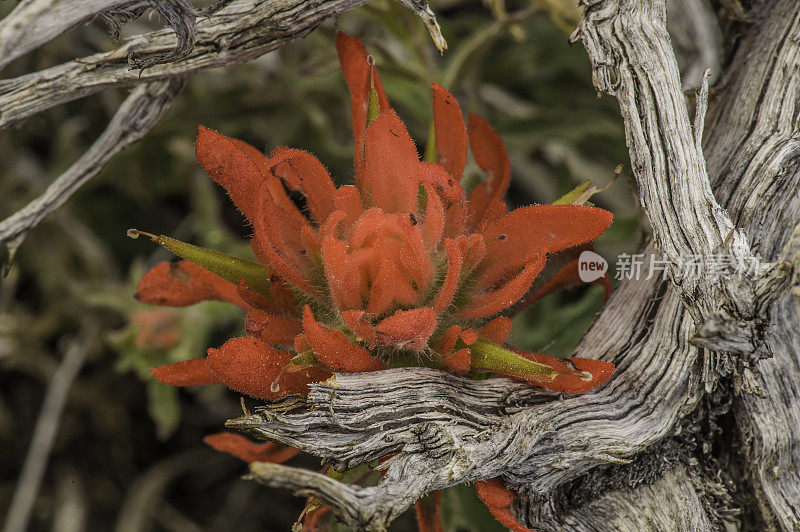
[578,250,608,282]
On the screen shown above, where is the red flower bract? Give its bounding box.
[138,31,615,399]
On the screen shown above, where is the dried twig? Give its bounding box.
[3,322,98,532]
[0,78,185,249]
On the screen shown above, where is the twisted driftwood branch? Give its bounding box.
[702,1,800,527]
[0,0,444,130]
[235,1,800,530]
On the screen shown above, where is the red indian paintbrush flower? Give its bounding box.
[130,32,615,530]
[134,33,614,398]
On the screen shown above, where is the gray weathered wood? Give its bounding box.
[0,0,370,130]
[0,78,185,247]
[0,0,129,72]
[703,1,800,528]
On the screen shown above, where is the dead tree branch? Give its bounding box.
[702,1,800,526]
[0,78,185,249]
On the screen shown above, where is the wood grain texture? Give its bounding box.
[703,1,800,528]
[0,0,371,130]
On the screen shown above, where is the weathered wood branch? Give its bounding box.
[0,0,444,130]
[235,271,709,530]
[0,77,185,248]
[0,0,363,129]
[573,0,797,380]
[4,0,798,529]
[702,1,800,527]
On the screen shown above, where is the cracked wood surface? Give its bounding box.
[0,0,372,130]
[703,0,800,527]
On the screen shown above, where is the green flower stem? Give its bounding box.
[127,230,271,296]
[423,119,438,163]
[469,338,558,380]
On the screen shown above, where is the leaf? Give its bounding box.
[146,380,181,440]
[552,179,592,205]
[469,338,558,380]
[129,230,270,297]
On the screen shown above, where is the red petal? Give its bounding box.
[135,260,247,309]
[432,239,462,314]
[245,310,302,345]
[267,147,337,225]
[334,185,365,229]
[364,110,420,213]
[374,308,437,351]
[195,126,266,225]
[457,258,546,319]
[443,348,471,374]
[415,491,444,532]
[466,114,511,230]
[397,228,435,294]
[456,234,486,274]
[341,310,376,344]
[367,259,419,315]
[474,479,535,532]
[321,236,362,311]
[419,182,445,251]
[207,337,327,399]
[236,278,298,317]
[436,325,461,356]
[294,333,311,355]
[432,84,467,181]
[300,225,321,259]
[513,258,612,315]
[152,358,221,386]
[443,203,466,239]
[302,306,385,372]
[203,432,299,464]
[459,328,478,346]
[436,325,461,357]
[479,316,512,345]
[336,32,390,163]
[252,183,318,296]
[513,351,615,393]
[479,205,613,287]
[418,160,464,207]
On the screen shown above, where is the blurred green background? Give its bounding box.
[0,1,639,530]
